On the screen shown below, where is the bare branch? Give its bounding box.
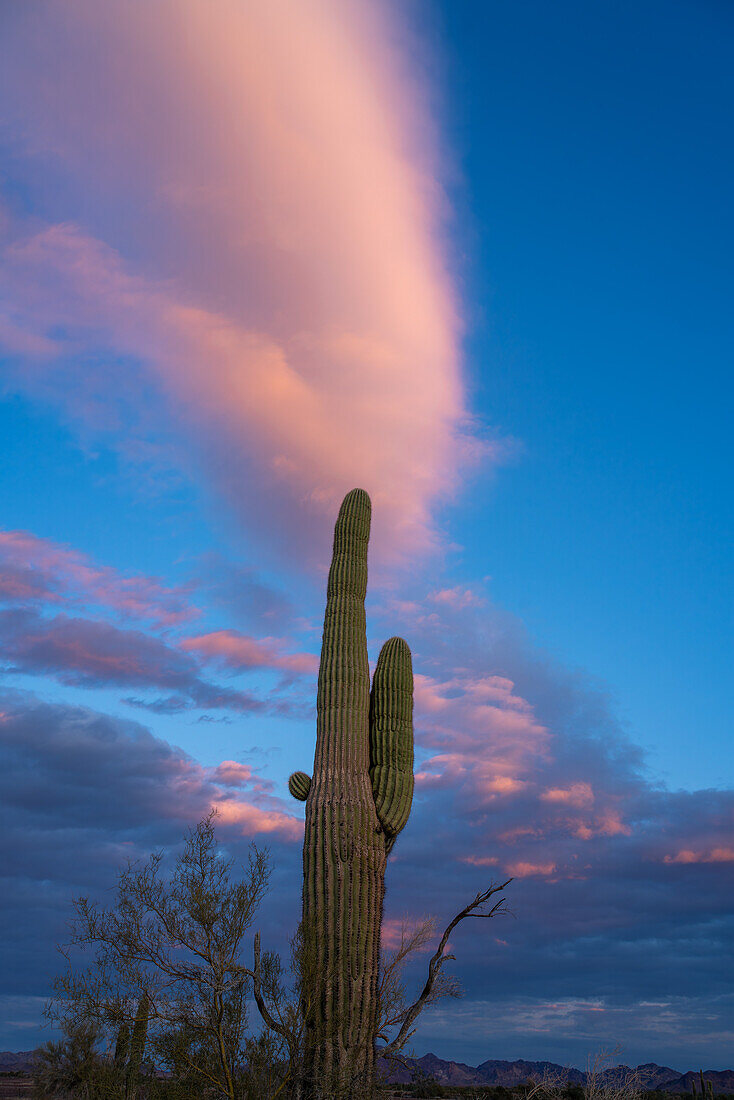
[378,878,512,1059]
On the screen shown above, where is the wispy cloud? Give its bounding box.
[182,630,318,676]
[0,531,310,717]
[663,847,734,865]
[0,529,195,626]
[0,0,484,561]
[0,606,267,715]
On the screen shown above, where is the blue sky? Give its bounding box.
[0,0,731,1068]
[435,0,733,791]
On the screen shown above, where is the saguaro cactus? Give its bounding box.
[112,1021,130,1074]
[289,489,414,1097]
[124,992,148,1100]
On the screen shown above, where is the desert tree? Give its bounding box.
[49,812,291,1100]
[33,1019,108,1100]
[583,1047,652,1100]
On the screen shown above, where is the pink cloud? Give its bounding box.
[430,586,485,610]
[0,607,272,716]
[664,847,734,865]
[182,630,318,676]
[0,687,303,845]
[412,672,551,801]
[505,860,557,878]
[214,799,303,843]
[380,918,408,952]
[211,761,257,787]
[209,761,276,796]
[461,855,500,867]
[485,776,528,794]
[0,314,57,358]
[0,609,194,687]
[378,591,659,885]
[497,826,542,844]
[379,916,436,953]
[194,758,304,843]
[573,810,631,839]
[536,786,630,841]
[541,782,595,809]
[0,0,479,561]
[0,529,194,626]
[415,752,530,798]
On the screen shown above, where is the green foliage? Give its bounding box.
[290,489,415,1097]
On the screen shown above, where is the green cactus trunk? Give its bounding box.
[125,992,148,1100]
[113,1021,130,1071]
[112,1021,130,1097]
[292,490,414,1099]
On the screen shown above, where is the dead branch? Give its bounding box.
[251,932,289,1043]
[377,878,512,1059]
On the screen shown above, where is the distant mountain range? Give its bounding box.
[0,1052,34,1073]
[2,1050,733,1093]
[377,1054,734,1094]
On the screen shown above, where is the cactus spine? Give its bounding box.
[290,490,414,1097]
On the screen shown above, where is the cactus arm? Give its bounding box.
[113,1021,130,1070]
[369,636,414,841]
[288,771,311,801]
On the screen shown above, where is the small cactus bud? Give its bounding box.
[288,771,311,801]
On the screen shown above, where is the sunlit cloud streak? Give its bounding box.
[182,629,318,676]
[0,535,313,717]
[0,0,481,562]
[0,529,195,626]
[664,847,734,864]
[0,606,266,715]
